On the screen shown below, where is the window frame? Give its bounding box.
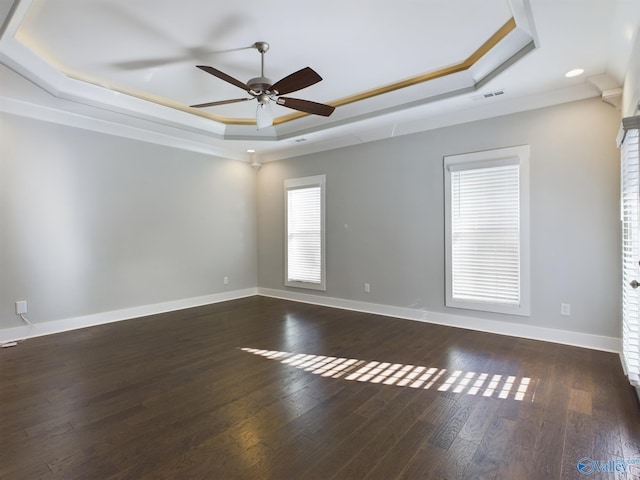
[619,117,640,387]
[284,174,326,291]
[444,145,531,316]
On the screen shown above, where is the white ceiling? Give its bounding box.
[1,0,639,162]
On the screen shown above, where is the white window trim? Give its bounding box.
[444,145,531,316]
[284,175,326,291]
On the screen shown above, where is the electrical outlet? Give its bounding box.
[561,303,571,316]
[364,283,370,293]
[16,301,27,315]
[223,276,229,285]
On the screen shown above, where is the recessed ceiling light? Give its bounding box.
[565,68,584,78]
[246,149,256,153]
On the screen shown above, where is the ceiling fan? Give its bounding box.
[190,41,335,129]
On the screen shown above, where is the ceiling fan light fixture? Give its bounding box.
[256,102,274,129]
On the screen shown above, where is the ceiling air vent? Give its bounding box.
[472,89,506,101]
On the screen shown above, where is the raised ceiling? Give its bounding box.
[1,0,639,162]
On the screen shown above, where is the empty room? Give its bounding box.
[2,0,640,478]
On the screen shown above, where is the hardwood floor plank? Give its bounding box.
[592,410,625,460]
[394,436,449,479]
[299,386,419,479]
[457,396,500,444]
[463,415,516,479]
[494,442,533,480]
[428,391,477,449]
[423,436,479,480]
[531,420,566,479]
[364,418,436,480]
[0,460,54,480]
[330,388,434,479]
[568,388,593,415]
[509,402,542,451]
[561,411,596,480]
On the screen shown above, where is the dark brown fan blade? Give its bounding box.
[277,97,335,116]
[190,98,251,108]
[196,65,252,92]
[269,67,322,95]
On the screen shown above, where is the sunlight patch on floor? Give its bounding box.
[240,348,534,402]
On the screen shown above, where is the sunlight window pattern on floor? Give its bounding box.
[240,348,534,401]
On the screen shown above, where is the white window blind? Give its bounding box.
[451,163,521,305]
[621,121,640,387]
[285,175,326,290]
[445,146,530,316]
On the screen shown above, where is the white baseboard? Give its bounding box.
[0,288,258,344]
[1,287,622,354]
[258,288,622,353]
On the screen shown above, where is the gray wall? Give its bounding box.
[0,83,625,341]
[258,98,622,338]
[0,112,257,329]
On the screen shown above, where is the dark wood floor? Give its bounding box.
[1,296,639,479]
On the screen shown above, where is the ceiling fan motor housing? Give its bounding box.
[248,76,273,94]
